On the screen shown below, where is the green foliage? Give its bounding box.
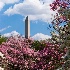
[31,40,46,51]
[0,35,7,45]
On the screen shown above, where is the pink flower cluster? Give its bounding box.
[50,0,69,11]
[0,36,67,70]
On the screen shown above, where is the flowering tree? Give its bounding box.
[0,36,67,70]
[50,0,70,69]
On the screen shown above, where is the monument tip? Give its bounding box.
[26,16,29,20]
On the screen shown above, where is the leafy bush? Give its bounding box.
[31,40,46,51]
[0,35,7,45]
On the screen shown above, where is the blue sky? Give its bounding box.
[0,0,55,40]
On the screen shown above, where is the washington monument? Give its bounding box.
[25,16,30,38]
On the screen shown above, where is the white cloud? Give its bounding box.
[0,0,20,4]
[0,1,5,11]
[0,0,19,11]
[0,26,11,32]
[3,31,51,41]
[32,33,51,41]
[3,31,20,37]
[4,0,57,22]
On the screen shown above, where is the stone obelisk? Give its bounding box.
[25,16,30,38]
